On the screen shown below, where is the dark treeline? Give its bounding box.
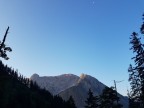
[85,87,123,108]
[0,60,76,108]
[0,26,76,108]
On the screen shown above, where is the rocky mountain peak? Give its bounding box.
[30,73,128,108]
[30,73,39,80]
[30,73,79,95]
[79,73,87,79]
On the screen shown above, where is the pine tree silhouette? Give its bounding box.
[99,87,122,108]
[85,89,99,108]
[128,14,144,107]
[0,27,12,60]
[67,96,77,108]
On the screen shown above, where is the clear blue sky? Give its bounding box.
[0,0,144,96]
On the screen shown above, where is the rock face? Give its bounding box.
[30,73,128,108]
[30,73,79,95]
[59,74,106,108]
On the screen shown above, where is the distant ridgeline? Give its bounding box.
[0,60,76,108]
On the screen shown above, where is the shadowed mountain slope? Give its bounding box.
[31,73,128,108]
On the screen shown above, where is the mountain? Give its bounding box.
[0,60,76,108]
[30,73,79,95]
[59,74,128,108]
[30,73,128,108]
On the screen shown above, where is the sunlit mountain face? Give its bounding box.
[30,73,128,108]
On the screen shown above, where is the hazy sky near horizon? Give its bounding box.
[0,0,144,96]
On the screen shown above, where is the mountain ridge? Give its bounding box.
[30,73,128,108]
[30,73,80,95]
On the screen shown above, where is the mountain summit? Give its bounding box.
[30,73,128,108]
[30,73,79,95]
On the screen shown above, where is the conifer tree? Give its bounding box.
[99,87,122,108]
[0,27,12,60]
[85,89,99,108]
[127,89,138,108]
[128,14,144,107]
[67,96,77,108]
